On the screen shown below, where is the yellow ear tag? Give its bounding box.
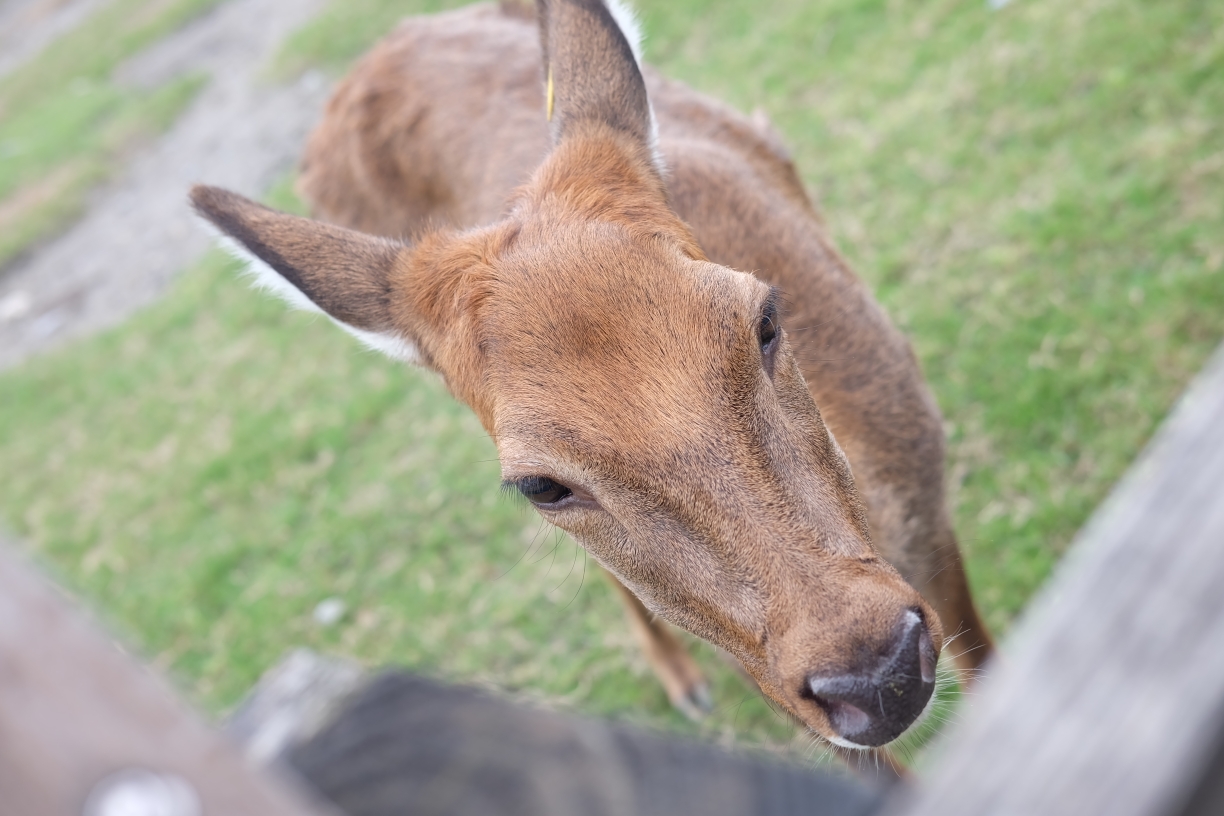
[546,66,555,121]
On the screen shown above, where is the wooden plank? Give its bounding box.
[0,541,337,816]
[894,341,1224,816]
[287,671,884,816]
[1175,717,1224,816]
[226,648,367,764]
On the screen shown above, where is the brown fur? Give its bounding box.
[192,0,993,750]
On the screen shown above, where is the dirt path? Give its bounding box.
[0,0,332,370]
[0,0,115,78]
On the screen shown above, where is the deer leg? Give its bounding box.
[921,534,994,686]
[605,570,713,720]
[860,475,995,688]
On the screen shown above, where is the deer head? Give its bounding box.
[191,0,942,748]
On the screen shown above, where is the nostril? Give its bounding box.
[901,607,938,686]
[918,624,936,685]
[806,675,878,714]
[805,674,881,741]
[821,698,870,737]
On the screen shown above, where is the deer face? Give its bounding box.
[190,0,942,747]
[483,144,942,746]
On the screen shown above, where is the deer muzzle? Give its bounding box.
[803,608,937,747]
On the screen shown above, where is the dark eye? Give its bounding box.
[515,476,574,507]
[759,295,780,373]
[759,308,778,349]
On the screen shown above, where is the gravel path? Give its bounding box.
[0,0,332,370]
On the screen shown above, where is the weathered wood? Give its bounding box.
[227,648,367,764]
[0,541,336,816]
[1176,717,1224,816]
[287,671,884,816]
[894,342,1224,816]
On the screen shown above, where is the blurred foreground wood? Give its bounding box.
[0,542,337,816]
[284,671,880,816]
[891,342,1224,816]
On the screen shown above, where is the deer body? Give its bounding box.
[192,0,991,751]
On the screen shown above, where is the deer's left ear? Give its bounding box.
[190,184,419,362]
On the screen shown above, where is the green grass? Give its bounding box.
[2,0,1223,761]
[0,0,222,267]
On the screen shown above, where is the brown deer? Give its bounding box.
[190,0,993,754]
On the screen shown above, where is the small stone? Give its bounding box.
[313,597,346,626]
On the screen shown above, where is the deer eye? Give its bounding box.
[515,476,574,507]
[759,294,780,373]
[759,308,778,349]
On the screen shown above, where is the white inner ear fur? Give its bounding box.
[604,0,643,64]
[215,235,419,364]
[602,0,666,176]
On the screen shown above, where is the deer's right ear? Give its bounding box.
[190,184,419,362]
[538,0,661,173]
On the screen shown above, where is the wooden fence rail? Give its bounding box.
[892,342,1224,816]
[0,542,336,816]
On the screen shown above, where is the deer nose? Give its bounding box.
[805,609,937,747]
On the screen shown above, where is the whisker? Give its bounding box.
[558,547,588,611]
[549,534,581,594]
[494,517,549,580]
[530,527,561,566]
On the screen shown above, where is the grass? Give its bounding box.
[0,0,223,268]
[1,0,1222,762]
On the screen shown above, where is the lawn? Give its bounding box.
[1,0,1221,761]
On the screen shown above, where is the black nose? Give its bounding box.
[804,609,937,747]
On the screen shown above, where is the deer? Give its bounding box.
[190,0,994,760]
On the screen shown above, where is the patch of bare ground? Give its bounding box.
[0,0,115,78]
[0,0,331,369]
